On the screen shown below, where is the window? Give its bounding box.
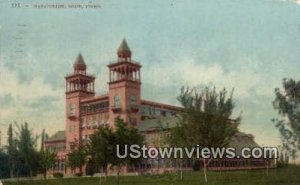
[69,123,75,133]
[69,103,75,116]
[114,94,121,108]
[130,95,136,105]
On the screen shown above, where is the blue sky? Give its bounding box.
[0,0,300,151]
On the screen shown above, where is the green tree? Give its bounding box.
[15,122,39,177]
[88,118,144,185]
[7,123,17,178]
[174,86,240,183]
[112,118,144,185]
[40,129,48,152]
[169,115,188,180]
[272,78,300,161]
[39,149,56,179]
[0,149,10,179]
[67,146,86,174]
[87,125,115,176]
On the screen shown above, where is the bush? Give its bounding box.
[53,172,64,178]
[85,160,95,176]
[193,160,201,171]
[75,172,83,177]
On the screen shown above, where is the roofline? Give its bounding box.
[65,73,95,79]
[141,99,182,111]
[107,61,141,68]
[81,94,109,103]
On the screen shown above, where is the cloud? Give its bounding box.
[0,63,65,139]
[141,56,282,147]
[143,57,274,102]
[279,0,300,5]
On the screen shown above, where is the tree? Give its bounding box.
[67,145,86,174]
[0,149,10,179]
[87,125,115,176]
[39,149,56,179]
[174,86,240,183]
[169,115,188,180]
[88,118,144,185]
[111,118,144,185]
[272,78,300,161]
[85,158,95,176]
[7,123,17,178]
[14,122,39,177]
[40,129,48,152]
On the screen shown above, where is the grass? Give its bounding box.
[2,166,300,185]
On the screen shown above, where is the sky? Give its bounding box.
[0,0,300,153]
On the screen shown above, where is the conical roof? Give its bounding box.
[117,39,131,58]
[117,39,131,53]
[73,53,86,71]
[74,53,86,66]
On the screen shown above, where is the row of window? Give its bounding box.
[81,113,109,123]
[113,95,137,108]
[80,121,109,130]
[47,143,66,153]
[141,105,175,117]
[80,113,109,129]
[81,101,109,113]
[53,159,66,172]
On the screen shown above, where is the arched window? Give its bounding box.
[114,95,121,108]
[130,95,136,105]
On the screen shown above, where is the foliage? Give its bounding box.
[7,123,17,178]
[40,129,48,151]
[53,172,64,178]
[3,123,55,178]
[85,158,95,176]
[74,172,83,177]
[172,86,240,182]
[4,165,300,185]
[87,125,115,174]
[67,146,86,173]
[112,118,144,168]
[39,149,56,179]
[14,122,40,177]
[272,78,300,160]
[87,118,144,184]
[276,152,289,168]
[0,149,10,179]
[176,86,240,148]
[192,160,201,171]
[109,118,144,185]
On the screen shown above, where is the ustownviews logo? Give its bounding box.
[116,145,278,159]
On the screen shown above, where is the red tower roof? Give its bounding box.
[74,53,86,71]
[117,39,131,58]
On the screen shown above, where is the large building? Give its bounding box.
[45,39,182,174]
[45,39,273,175]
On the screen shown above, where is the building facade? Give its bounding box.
[45,39,274,175]
[45,39,181,175]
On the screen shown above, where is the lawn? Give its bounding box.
[2,166,300,185]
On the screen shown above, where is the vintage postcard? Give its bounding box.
[0,0,300,184]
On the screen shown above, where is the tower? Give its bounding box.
[108,39,142,127]
[65,54,95,151]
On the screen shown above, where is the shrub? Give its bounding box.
[193,160,201,171]
[53,172,64,178]
[85,159,94,176]
[75,172,83,177]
